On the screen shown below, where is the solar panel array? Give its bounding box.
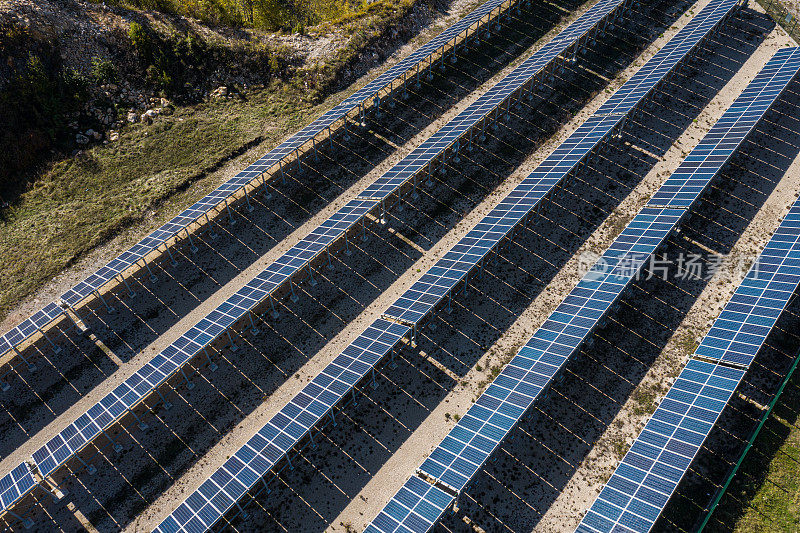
[578,360,746,533]
[579,193,800,533]
[0,0,635,522]
[0,0,522,368]
[381,0,739,329]
[155,319,410,533]
[417,207,682,492]
[365,476,455,533]
[151,2,638,530]
[158,3,743,531]
[649,46,800,208]
[0,463,34,517]
[367,27,800,533]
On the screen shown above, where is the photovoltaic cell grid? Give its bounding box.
[0,463,34,516]
[0,0,635,521]
[577,360,745,533]
[364,476,455,533]
[694,207,800,367]
[0,0,521,364]
[358,0,629,201]
[155,319,409,533]
[382,0,739,327]
[27,199,380,483]
[149,2,643,530]
[416,208,682,492]
[594,0,739,117]
[575,49,800,533]
[370,19,800,533]
[649,47,800,208]
[0,303,64,359]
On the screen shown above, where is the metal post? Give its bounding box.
[120,275,136,297]
[76,455,96,475]
[327,249,335,270]
[156,388,173,410]
[204,347,218,372]
[249,312,260,335]
[129,408,148,430]
[245,191,254,212]
[41,331,61,354]
[204,213,218,240]
[261,174,272,200]
[371,368,378,389]
[226,331,239,352]
[269,296,280,319]
[330,410,337,426]
[180,367,195,390]
[308,268,318,287]
[186,229,199,253]
[362,220,369,242]
[13,346,36,372]
[290,278,299,303]
[93,290,115,314]
[235,501,249,519]
[352,388,358,406]
[166,245,178,267]
[225,199,236,225]
[143,259,158,282]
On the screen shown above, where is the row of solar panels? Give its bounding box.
[153,1,742,531]
[578,52,800,532]
[367,44,800,533]
[0,0,632,523]
[0,0,525,373]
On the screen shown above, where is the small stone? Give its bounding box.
[144,109,158,118]
[76,133,89,145]
[108,131,119,141]
[127,111,138,123]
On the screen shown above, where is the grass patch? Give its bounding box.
[0,86,313,318]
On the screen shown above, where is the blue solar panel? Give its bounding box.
[416,208,682,491]
[0,302,64,358]
[365,476,455,533]
[371,21,795,533]
[151,3,637,529]
[577,360,745,533]
[0,463,35,516]
[693,204,800,367]
[382,0,743,326]
[0,0,521,364]
[359,0,628,201]
[2,0,633,519]
[649,47,800,208]
[155,319,409,533]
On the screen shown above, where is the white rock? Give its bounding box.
[144,109,158,118]
[127,111,138,123]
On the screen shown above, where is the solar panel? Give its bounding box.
[0,0,521,364]
[416,208,682,492]
[364,476,455,533]
[576,48,800,532]
[382,0,743,326]
[649,47,800,207]
[151,2,641,528]
[358,0,628,201]
[2,0,633,520]
[694,206,800,367]
[0,302,64,357]
[371,23,800,533]
[154,319,410,533]
[577,360,745,533]
[0,463,35,516]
